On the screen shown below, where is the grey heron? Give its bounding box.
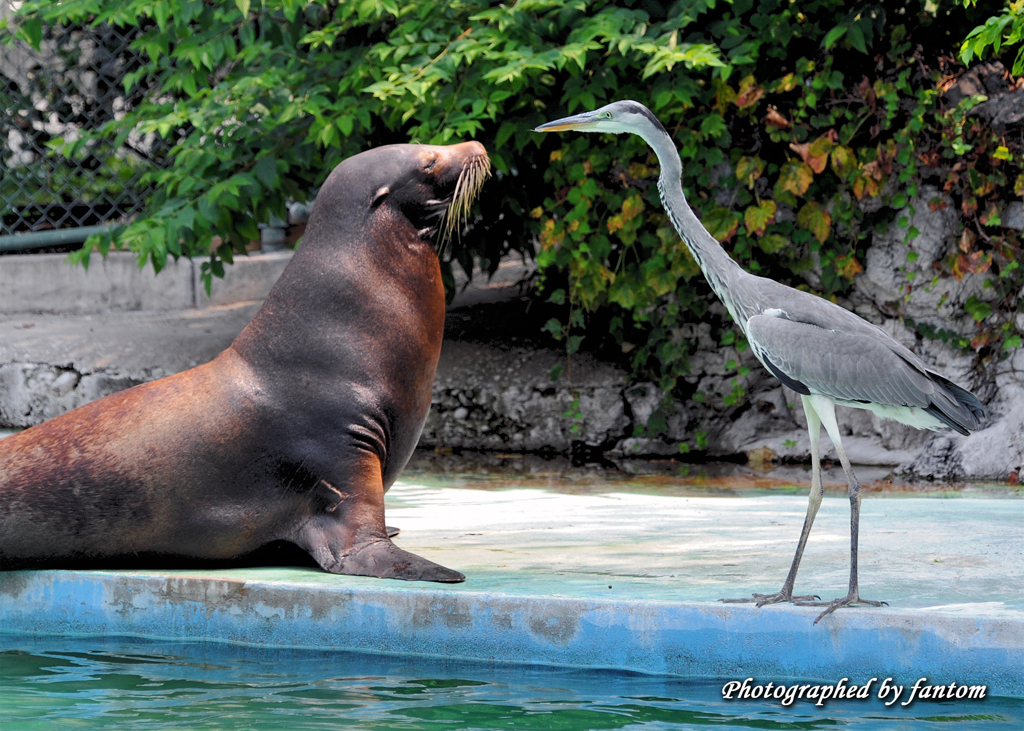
[535,100,985,622]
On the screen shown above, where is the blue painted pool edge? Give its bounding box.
[2,570,1021,697]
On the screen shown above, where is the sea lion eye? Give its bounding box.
[423,157,438,173]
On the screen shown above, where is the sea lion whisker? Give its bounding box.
[438,154,491,250]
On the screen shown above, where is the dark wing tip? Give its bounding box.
[762,354,811,395]
[925,374,986,434]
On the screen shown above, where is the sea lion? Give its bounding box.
[0,141,491,582]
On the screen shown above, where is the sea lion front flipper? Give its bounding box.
[335,536,465,583]
[295,458,464,583]
[385,526,400,538]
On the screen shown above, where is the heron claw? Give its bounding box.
[720,590,819,606]
[793,592,888,624]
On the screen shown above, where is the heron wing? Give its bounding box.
[746,314,938,409]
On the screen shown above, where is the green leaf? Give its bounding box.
[235,0,250,17]
[495,121,516,150]
[964,296,993,323]
[823,25,848,50]
[758,233,789,253]
[700,114,727,139]
[543,318,564,340]
[547,289,566,305]
[846,24,868,54]
[17,17,43,51]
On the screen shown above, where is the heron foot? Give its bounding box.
[795,593,888,624]
[720,590,820,606]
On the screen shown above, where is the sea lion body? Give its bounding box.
[0,142,489,582]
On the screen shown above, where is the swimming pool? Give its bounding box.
[3,635,1021,730]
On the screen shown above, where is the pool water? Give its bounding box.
[1,636,1021,730]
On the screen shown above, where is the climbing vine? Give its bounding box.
[533,0,1023,439]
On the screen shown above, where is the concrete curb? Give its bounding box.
[2,569,1020,697]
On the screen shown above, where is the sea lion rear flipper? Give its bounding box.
[295,459,464,583]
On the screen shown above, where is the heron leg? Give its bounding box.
[794,395,887,623]
[721,395,823,606]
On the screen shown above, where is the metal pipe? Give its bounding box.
[0,224,113,253]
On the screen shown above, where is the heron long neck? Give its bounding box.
[644,129,748,324]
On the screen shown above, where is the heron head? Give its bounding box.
[534,100,667,139]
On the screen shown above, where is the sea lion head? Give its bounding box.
[309,141,491,253]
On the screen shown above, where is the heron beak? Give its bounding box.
[534,111,601,133]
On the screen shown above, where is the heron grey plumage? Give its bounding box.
[535,100,985,623]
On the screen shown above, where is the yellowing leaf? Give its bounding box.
[835,253,863,280]
[735,75,764,110]
[627,162,650,179]
[735,156,765,189]
[776,73,798,92]
[540,219,564,250]
[712,79,737,114]
[778,160,815,197]
[744,200,776,237]
[797,201,831,243]
[702,206,741,243]
[830,145,858,178]
[608,194,645,236]
[853,173,881,200]
[972,175,995,197]
[621,194,644,221]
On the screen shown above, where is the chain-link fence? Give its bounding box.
[1,2,159,240]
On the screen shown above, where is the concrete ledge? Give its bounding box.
[194,250,293,308]
[0,251,293,314]
[2,480,1021,696]
[1,569,1020,697]
[0,252,194,314]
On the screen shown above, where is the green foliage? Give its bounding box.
[16,0,726,292]
[12,0,1022,440]
[960,0,1024,74]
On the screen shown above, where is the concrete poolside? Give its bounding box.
[3,468,1022,697]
